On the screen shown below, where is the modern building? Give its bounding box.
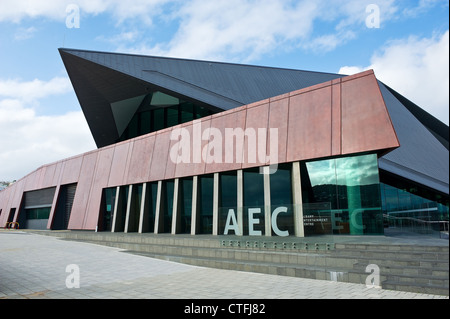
[0,48,448,238]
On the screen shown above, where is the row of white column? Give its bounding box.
[110,162,305,237]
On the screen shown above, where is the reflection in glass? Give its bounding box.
[301,154,382,235]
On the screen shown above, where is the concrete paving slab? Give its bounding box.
[0,231,448,301]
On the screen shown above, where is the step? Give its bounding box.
[353,262,449,278]
[334,248,449,261]
[26,230,449,295]
[121,249,366,283]
[382,280,449,296]
[335,243,449,253]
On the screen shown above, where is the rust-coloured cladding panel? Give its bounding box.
[341,73,399,154]
[0,187,12,226]
[5,179,25,223]
[331,81,342,156]
[287,85,333,162]
[125,135,155,184]
[23,169,39,192]
[164,129,181,180]
[60,155,83,185]
[242,101,270,169]
[41,164,57,189]
[173,118,211,178]
[67,152,98,229]
[204,109,247,174]
[83,147,115,229]
[107,142,131,187]
[267,94,289,165]
[148,128,172,181]
[51,162,64,186]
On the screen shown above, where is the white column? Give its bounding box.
[237,169,243,236]
[171,178,179,235]
[190,176,198,235]
[212,173,219,235]
[138,183,147,233]
[263,166,272,237]
[291,162,305,237]
[153,180,162,234]
[124,185,133,233]
[111,186,120,233]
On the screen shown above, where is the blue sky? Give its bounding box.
[0,0,448,181]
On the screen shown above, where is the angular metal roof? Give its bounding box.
[59,48,449,195]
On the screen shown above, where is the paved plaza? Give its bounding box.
[0,230,448,300]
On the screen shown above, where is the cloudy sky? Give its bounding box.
[0,0,448,182]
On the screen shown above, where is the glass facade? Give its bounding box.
[380,175,449,234]
[117,91,215,143]
[301,153,383,235]
[96,153,448,238]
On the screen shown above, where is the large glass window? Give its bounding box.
[198,175,214,234]
[243,168,265,236]
[127,184,143,232]
[160,180,174,233]
[380,176,449,234]
[270,163,294,236]
[218,171,237,234]
[142,182,158,233]
[102,187,116,231]
[178,178,193,234]
[25,207,51,220]
[301,153,382,235]
[114,186,129,232]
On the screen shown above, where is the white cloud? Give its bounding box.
[119,0,400,61]
[14,26,38,41]
[339,30,449,125]
[0,77,96,181]
[0,77,72,102]
[0,0,172,24]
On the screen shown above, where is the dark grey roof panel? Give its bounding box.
[378,82,449,194]
[60,48,343,110]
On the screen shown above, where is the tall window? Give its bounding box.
[301,153,382,235]
[218,171,237,234]
[198,174,214,234]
